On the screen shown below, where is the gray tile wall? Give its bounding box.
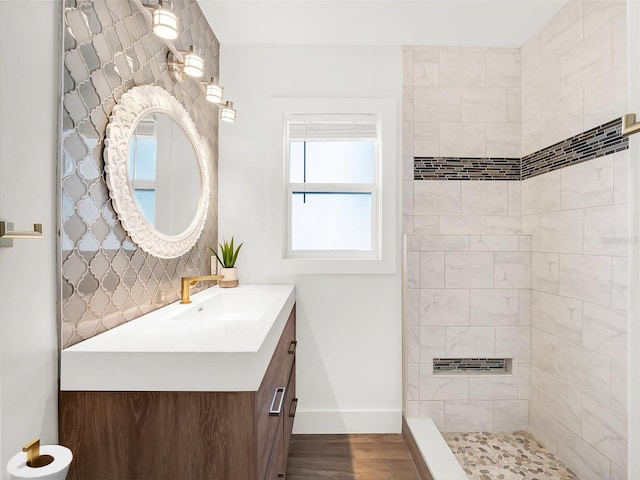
[60,0,220,347]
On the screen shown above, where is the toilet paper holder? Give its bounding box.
[22,440,54,468]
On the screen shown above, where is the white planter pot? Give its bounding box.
[218,267,239,288]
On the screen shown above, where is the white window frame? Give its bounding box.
[285,113,380,259]
[266,98,398,275]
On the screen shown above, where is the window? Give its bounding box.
[128,118,158,226]
[285,114,380,258]
[267,97,396,275]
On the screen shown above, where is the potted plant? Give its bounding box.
[209,237,243,288]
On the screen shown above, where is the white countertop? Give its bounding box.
[60,284,296,392]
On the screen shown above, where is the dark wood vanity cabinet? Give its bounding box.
[59,306,297,480]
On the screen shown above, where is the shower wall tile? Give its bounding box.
[538,370,583,435]
[413,86,461,122]
[414,181,460,215]
[559,254,612,306]
[469,376,518,400]
[445,326,495,357]
[581,395,628,470]
[440,122,486,157]
[460,182,508,215]
[440,215,487,234]
[419,326,446,364]
[557,340,611,406]
[486,215,522,234]
[557,425,611,480]
[419,375,468,401]
[582,302,628,364]
[419,252,445,288]
[539,210,584,254]
[535,292,582,344]
[461,87,507,122]
[493,400,529,431]
[469,235,519,252]
[420,289,469,326]
[583,204,629,256]
[469,289,519,326]
[419,401,445,430]
[610,361,628,417]
[531,252,560,294]
[613,150,629,204]
[611,257,628,310]
[521,0,627,157]
[419,235,469,252]
[495,326,531,363]
[523,169,562,214]
[560,155,614,209]
[529,403,559,455]
[439,52,486,87]
[445,252,494,288]
[494,252,531,288]
[444,401,494,432]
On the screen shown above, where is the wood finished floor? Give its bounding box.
[285,434,421,480]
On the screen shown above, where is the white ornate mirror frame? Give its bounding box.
[104,85,211,259]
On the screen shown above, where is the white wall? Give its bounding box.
[0,1,59,477]
[627,0,640,477]
[218,44,403,433]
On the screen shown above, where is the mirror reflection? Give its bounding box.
[128,112,202,237]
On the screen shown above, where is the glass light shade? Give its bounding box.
[152,5,178,40]
[220,101,236,123]
[205,78,224,104]
[183,46,204,78]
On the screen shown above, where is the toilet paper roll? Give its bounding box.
[6,445,72,480]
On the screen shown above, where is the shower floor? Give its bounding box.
[442,431,579,480]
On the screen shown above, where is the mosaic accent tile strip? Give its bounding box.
[442,431,579,480]
[60,0,220,347]
[521,118,628,179]
[414,157,520,181]
[433,358,508,373]
[414,118,628,181]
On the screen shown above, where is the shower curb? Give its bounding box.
[402,417,469,480]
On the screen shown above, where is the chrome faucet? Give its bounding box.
[180,275,224,304]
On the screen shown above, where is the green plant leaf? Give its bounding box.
[210,237,243,268]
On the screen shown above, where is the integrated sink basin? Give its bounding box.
[61,284,296,392]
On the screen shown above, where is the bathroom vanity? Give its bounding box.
[59,285,297,480]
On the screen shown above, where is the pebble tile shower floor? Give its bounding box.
[442,431,579,480]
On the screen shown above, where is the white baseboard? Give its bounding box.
[292,410,402,434]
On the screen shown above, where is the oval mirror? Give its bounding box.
[104,85,210,259]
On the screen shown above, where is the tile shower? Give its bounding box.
[402,0,630,479]
[60,0,219,347]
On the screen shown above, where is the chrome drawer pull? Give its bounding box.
[269,387,286,415]
[289,398,298,418]
[288,340,297,355]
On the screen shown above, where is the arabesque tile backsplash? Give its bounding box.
[60,0,219,347]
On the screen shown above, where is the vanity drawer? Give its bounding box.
[283,361,297,464]
[256,307,296,477]
[264,416,286,480]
